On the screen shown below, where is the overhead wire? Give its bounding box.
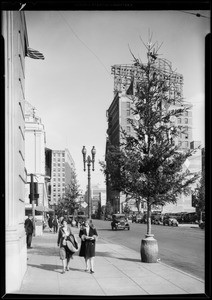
[58,11,111,77]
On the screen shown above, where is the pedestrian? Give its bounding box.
[24,214,34,249]
[48,215,53,232]
[79,218,98,274]
[52,215,58,233]
[57,218,78,274]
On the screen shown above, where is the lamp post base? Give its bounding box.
[140,234,158,263]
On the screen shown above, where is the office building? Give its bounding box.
[50,149,75,206]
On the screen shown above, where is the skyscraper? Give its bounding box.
[50,149,75,206]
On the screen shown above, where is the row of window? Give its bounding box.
[53,152,65,157]
[52,178,65,181]
[53,157,65,161]
[53,163,65,166]
[53,173,65,177]
[178,118,189,124]
[53,169,65,173]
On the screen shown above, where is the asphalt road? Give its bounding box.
[92,219,205,280]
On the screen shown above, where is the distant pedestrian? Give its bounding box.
[57,218,78,274]
[79,218,98,274]
[52,215,58,233]
[24,214,34,249]
[48,215,53,232]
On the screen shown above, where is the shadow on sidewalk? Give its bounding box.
[118,257,141,263]
[28,263,87,273]
[96,251,114,258]
[28,263,61,272]
[27,246,58,257]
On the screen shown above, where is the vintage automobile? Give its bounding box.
[111,214,130,230]
[163,215,179,227]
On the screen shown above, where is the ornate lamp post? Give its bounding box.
[82,146,96,219]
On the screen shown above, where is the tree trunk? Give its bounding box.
[147,202,151,235]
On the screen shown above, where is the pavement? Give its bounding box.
[13,226,204,297]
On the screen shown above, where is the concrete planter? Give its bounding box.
[140,234,158,263]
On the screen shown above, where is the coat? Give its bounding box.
[24,218,33,234]
[79,226,98,259]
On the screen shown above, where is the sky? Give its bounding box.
[24,10,210,193]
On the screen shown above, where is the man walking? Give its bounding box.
[24,214,34,248]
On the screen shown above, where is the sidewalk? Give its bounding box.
[14,227,204,296]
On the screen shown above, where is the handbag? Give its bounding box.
[66,234,78,253]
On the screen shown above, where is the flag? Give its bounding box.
[126,78,134,95]
[27,47,45,60]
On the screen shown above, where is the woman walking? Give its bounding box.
[79,219,98,274]
[57,218,77,274]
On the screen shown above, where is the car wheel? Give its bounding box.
[128,227,130,230]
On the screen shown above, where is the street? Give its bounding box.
[92,220,205,280]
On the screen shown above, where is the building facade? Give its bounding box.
[24,101,50,233]
[3,11,28,293]
[50,149,75,206]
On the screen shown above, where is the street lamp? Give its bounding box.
[82,146,96,219]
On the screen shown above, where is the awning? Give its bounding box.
[35,206,53,212]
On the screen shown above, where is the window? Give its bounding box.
[185,118,188,124]
[126,102,130,109]
[58,163,60,166]
[62,153,65,157]
[185,111,188,116]
[126,126,131,133]
[178,118,181,124]
[126,110,130,116]
[53,168,56,172]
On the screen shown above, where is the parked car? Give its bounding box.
[163,215,179,226]
[151,213,163,225]
[111,214,130,230]
[199,221,205,229]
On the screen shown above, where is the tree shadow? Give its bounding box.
[96,251,114,258]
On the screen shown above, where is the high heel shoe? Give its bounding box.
[90,269,94,274]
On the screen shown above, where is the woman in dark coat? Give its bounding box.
[57,218,77,273]
[79,219,98,273]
